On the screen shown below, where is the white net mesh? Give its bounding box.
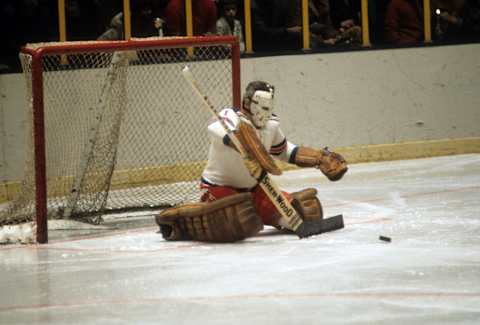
[1,38,237,227]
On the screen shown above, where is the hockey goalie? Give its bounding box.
[155,81,348,242]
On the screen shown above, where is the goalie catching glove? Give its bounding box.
[294,146,348,181]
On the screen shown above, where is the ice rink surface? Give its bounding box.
[1,154,479,324]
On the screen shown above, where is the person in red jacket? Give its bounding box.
[164,0,217,36]
[384,0,423,45]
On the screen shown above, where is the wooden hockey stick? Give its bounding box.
[182,66,334,238]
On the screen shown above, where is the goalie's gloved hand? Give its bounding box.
[294,146,348,181]
[317,147,348,181]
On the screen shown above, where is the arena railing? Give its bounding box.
[53,0,436,51]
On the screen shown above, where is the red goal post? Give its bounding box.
[3,36,240,244]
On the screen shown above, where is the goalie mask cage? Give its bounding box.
[2,36,241,243]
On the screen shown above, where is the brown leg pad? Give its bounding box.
[155,193,263,242]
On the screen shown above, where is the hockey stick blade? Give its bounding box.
[321,214,344,233]
[295,214,344,238]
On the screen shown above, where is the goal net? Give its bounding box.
[0,36,241,243]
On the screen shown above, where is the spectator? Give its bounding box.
[164,0,217,36]
[328,0,362,44]
[216,0,245,52]
[93,0,122,37]
[329,0,360,29]
[282,0,338,47]
[384,0,423,46]
[308,0,339,46]
[433,0,480,41]
[97,0,159,40]
[98,12,124,40]
[250,0,303,52]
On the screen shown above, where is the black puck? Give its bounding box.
[379,235,391,242]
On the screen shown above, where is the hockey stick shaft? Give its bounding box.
[182,66,303,232]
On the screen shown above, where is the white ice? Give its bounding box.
[1,154,479,324]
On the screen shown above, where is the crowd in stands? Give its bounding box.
[1,0,479,72]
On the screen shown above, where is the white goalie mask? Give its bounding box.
[249,90,274,128]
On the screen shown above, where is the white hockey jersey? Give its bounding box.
[201,108,297,189]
